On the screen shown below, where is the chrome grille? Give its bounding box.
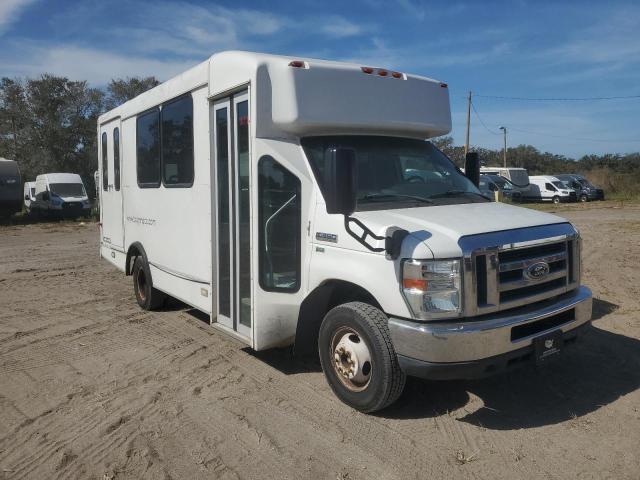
[460,224,581,317]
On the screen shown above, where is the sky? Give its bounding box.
[0,0,639,158]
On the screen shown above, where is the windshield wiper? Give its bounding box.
[429,190,488,199]
[360,193,433,204]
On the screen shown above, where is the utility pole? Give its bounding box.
[464,91,472,156]
[499,126,507,168]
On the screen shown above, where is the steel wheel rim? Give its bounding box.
[136,267,147,302]
[330,326,373,392]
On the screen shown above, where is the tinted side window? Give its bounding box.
[162,95,194,186]
[101,132,108,190]
[136,108,160,187]
[113,127,120,191]
[258,156,301,292]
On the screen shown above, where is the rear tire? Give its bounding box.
[132,256,166,310]
[318,302,405,412]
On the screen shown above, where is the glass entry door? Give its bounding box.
[212,91,252,339]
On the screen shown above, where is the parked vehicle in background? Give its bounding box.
[23,181,36,212]
[527,175,577,203]
[478,175,499,199]
[32,173,91,218]
[481,174,517,199]
[480,167,528,201]
[98,51,592,412]
[0,158,22,218]
[555,174,604,202]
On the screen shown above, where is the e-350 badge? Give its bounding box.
[316,232,338,243]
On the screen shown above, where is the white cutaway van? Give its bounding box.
[98,51,592,412]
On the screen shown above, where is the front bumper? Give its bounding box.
[388,286,592,379]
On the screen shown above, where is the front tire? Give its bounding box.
[580,194,588,202]
[132,256,166,310]
[552,195,560,204]
[318,302,406,412]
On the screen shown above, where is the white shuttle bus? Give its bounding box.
[98,51,592,412]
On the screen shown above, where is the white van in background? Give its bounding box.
[23,181,36,212]
[527,176,577,203]
[33,173,91,218]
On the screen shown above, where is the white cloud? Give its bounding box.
[1,43,198,84]
[0,0,37,34]
[318,16,363,38]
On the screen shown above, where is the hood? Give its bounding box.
[355,202,568,258]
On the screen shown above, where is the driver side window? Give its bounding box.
[545,182,556,191]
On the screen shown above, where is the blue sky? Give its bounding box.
[1,0,639,158]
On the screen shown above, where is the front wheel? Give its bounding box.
[318,302,406,412]
[552,196,560,204]
[580,194,588,202]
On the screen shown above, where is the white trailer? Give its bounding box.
[98,51,592,412]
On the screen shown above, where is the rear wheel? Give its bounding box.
[318,302,405,412]
[132,256,166,310]
[552,195,560,204]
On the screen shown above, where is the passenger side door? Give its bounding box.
[99,118,124,250]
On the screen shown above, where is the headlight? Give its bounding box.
[402,259,462,320]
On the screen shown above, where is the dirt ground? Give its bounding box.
[1,201,639,480]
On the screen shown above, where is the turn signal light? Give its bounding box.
[403,278,428,291]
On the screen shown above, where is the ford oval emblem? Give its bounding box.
[525,261,550,280]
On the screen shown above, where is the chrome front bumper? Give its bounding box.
[388,286,592,364]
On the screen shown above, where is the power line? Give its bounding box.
[470,100,501,135]
[474,94,640,102]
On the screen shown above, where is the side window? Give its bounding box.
[101,132,108,191]
[162,95,194,186]
[258,156,301,292]
[545,182,555,191]
[136,108,160,187]
[113,127,120,191]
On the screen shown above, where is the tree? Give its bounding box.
[105,77,160,110]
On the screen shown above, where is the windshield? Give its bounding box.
[509,170,529,187]
[487,175,513,190]
[50,182,86,197]
[578,179,595,188]
[302,136,486,210]
[552,181,568,189]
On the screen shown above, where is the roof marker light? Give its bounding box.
[440,82,448,88]
[391,71,402,79]
[361,66,374,74]
[377,69,388,77]
[288,60,306,68]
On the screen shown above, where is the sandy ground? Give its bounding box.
[1,202,639,480]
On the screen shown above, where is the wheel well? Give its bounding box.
[294,280,383,358]
[125,242,146,276]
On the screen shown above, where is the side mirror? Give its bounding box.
[324,147,357,215]
[464,152,480,187]
[25,194,30,200]
[490,183,498,192]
